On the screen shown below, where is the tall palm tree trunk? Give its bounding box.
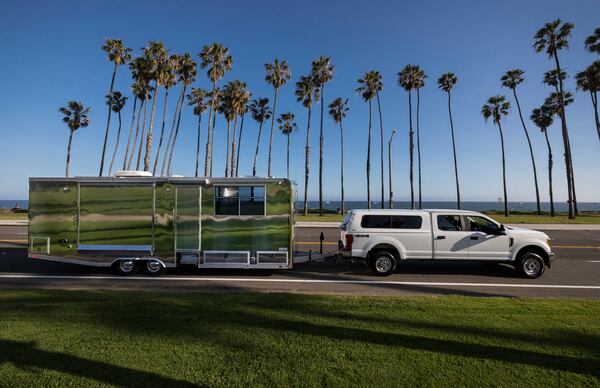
[388,137,393,209]
[136,91,150,170]
[144,81,159,171]
[268,89,279,177]
[195,114,203,177]
[211,112,217,177]
[286,134,290,178]
[416,88,422,209]
[543,129,554,217]
[99,63,117,176]
[318,84,325,216]
[161,87,185,176]
[252,120,265,177]
[590,90,600,141]
[126,98,143,170]
[235,112,245,177]
[65,130,74,177]
[376,92,384,209]
[512,90,541,214]
[366,99,372,210]
[231,115,238,177]
[303,107,312,215]
[122,97,138,170]
[497,121,509,217]
[108,111,123,176]
[204,81,217,176]
[447,91,461,209]
[339,120,345,214]
[167,87,188,176]
[553,53,576,218]
[408,91,415,209]
[153,88,170,175]
[225,120,231,177]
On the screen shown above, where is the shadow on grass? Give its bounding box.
[0,339,201,387]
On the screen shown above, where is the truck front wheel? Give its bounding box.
[369,251,396,276]
[517,252,545,279]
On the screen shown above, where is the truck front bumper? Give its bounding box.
[548,251,555,267]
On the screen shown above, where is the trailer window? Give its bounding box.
[215,186,265,216]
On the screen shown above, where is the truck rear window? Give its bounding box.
[360,215,422,229]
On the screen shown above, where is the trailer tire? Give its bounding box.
[368,250,396,276]
[142,259,165,276]
[114,259,138,276]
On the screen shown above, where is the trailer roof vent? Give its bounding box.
[115,170,153,178]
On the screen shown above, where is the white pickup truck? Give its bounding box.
[340,209,554,278]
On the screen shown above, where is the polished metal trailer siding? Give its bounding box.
[28,177,294,270]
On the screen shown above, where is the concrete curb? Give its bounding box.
[0,220,28,226]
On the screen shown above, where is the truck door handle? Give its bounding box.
[470,236,479,240]
[436,235,446,240]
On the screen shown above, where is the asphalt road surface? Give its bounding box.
[1,225,600,298]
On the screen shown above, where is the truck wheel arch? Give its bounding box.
[514,245,549,265]
[368,243,402,261]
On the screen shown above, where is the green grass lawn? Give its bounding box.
[296,212,600,224]
[0,290,599,386]
[0,209,27,220]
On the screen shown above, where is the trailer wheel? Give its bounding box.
[142,259,165,276]
[114,259,138,276]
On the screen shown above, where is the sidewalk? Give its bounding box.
[0,220,28,226]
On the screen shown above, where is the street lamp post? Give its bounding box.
[388,129,397,209]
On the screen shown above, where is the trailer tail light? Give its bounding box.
[344,234,353,252]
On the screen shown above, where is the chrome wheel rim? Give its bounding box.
[375,256,392,273]
[119,260,134,273]
[523,257,541,276]
[146,260,162,273]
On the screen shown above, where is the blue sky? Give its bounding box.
[0,0,599,202]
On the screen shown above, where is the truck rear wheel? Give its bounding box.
[517,252,545,279]
[369,251,396,276]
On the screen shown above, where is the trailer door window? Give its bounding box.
[215,186,265,216]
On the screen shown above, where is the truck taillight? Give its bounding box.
[344,234,353,251]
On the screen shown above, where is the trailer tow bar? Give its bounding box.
[319,232,324,254]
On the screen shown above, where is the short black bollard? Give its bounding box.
[319,232,324,254]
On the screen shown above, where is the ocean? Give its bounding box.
[3,199,599,212]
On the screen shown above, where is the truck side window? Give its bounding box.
[466,216,497,232]
[437,215,463,231]
[361,215,391,228]
[361,215,422,229]
[215,186,265,216]
[391,216,422,229]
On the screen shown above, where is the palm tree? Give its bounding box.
[265,58,291,177]
[482,95,511,217]
[122,79,144,170]
[413,66,427,209]
[152,54,177,175]
[437,72,461,209]
[277,112,298,178]
[310,56,334,216]
[229,80,250,177]
[187,88,209,177]
[219,81,236,177]
[99,39,131,176]
[575,61,600,142]
[295,75,319,215]
[59,101,90,177]
[584,27,600,54]
[530,105,555,217]
[249,98,272,177]
[235,101,251,177]
[356,71,378,209]
[107,91,127,176]
[142,41,169,172]
[501,69,542,215]
[164,53,198,176]
[534,19,577,218]
[398,65,419,209]
[543,69,567,91]
[388,129,397,209]
[127,56,154,170]
[363,71,385,209]
[328,98,349,214]
[199,43,233,176]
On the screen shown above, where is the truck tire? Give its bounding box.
[517,252,545,279]
[369,250,396,276]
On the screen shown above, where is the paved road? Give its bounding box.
[1,225,600,298]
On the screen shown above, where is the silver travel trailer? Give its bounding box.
[28,174,294,275]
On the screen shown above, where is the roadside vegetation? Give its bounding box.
[57,21,600,219]
[0,290,599,386]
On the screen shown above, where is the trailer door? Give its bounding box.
[78,184,155,254]
[175,185,200,252]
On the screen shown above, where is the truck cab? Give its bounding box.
[340,209,554,278]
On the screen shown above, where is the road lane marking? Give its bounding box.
[587,260,600,263]
[0,274,599,290]
[0,239,27,244]
[554,245,600,249]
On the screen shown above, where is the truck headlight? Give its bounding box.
[546,238,552,247]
